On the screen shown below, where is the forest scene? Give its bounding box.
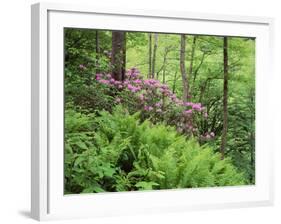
[64,28,255,194]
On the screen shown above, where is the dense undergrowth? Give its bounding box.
[64,29,255,193]
[65,106,245,194]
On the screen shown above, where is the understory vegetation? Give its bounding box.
[65,106,245,193]
[64,28,255,194]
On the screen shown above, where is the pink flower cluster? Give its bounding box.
[200,132,215,141]
[95,67,212,138]
[96,69,143,93]
[79,64,87,70]
[126,67,140,79]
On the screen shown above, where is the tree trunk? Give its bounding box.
[189,36,196,79]
[172,72,178,93]
[95,30,99,73]
[156,46,170,80]
[193,52,206,84]
[151,33,158,78]
[220,37,229,160]
[249,92,255,183]
[188,36,197,97]
[162,63,166,83]
[180,34,189,101]
[111,31,126,81]
[148,33,152,78]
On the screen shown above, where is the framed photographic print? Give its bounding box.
[31,2,274,221]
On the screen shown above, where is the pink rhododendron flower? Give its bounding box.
[127,84,133,88]
[183,109,193,115]
[93,68,212,138]
[127,84,140,93]
[79,64,86,70]
[95,74,102,80]
[144,106,153,111]
[170,94,177,100]
[98,79,110,85]
[155,102,162,107]
[133,79,142,84]
[161,84,169,89]
[183,102,193,107]
[203,112,208,118]
[139,94,144,101]
[192,103,202,111]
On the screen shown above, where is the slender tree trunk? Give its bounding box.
[188,36,197,97]
[220,37,229,160]
[162,64,166,83]
[180,34,189,101]
[189,36,196,76]
[95,31,99,73]
[156,47,170,80]
[250,130,255,182]
[249,92,255,183]
[193,52,206,84]
[172,72,178,93]
[151,33,158,79]
[148,33,152,78]
[162,51,169,83]
[111,31,126,81]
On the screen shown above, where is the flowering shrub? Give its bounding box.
[96,67,214,139]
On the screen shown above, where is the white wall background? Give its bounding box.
[0,0,279,223]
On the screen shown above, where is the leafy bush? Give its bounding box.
[95,68,214,140]
[65,80,116,113]
[64,106,245,194]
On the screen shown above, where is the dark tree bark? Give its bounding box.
[162,62,166,84]
[148,33,152,78]
[111,31,126,81]
[172,72,178,93]
[95,31,99,73]
[180,34,189,101]
[220,37,229,160]
[188,36,197,97]
[249,92,255,183]
[193,52,206,84]
[189,36,197,78]
[156,46,170,81]
[151,33,158,78]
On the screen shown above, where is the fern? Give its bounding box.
[65,106,245,194]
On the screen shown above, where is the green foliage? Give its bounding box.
[65,81,116,112]
[64,28,255,192]
[65,106,245,194]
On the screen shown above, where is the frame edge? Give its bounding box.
[31,2,49,221]
[39,1,273,25]
[31,2,275,220]
[31,3,40,220]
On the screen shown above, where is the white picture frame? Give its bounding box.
[31,2,274,221]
